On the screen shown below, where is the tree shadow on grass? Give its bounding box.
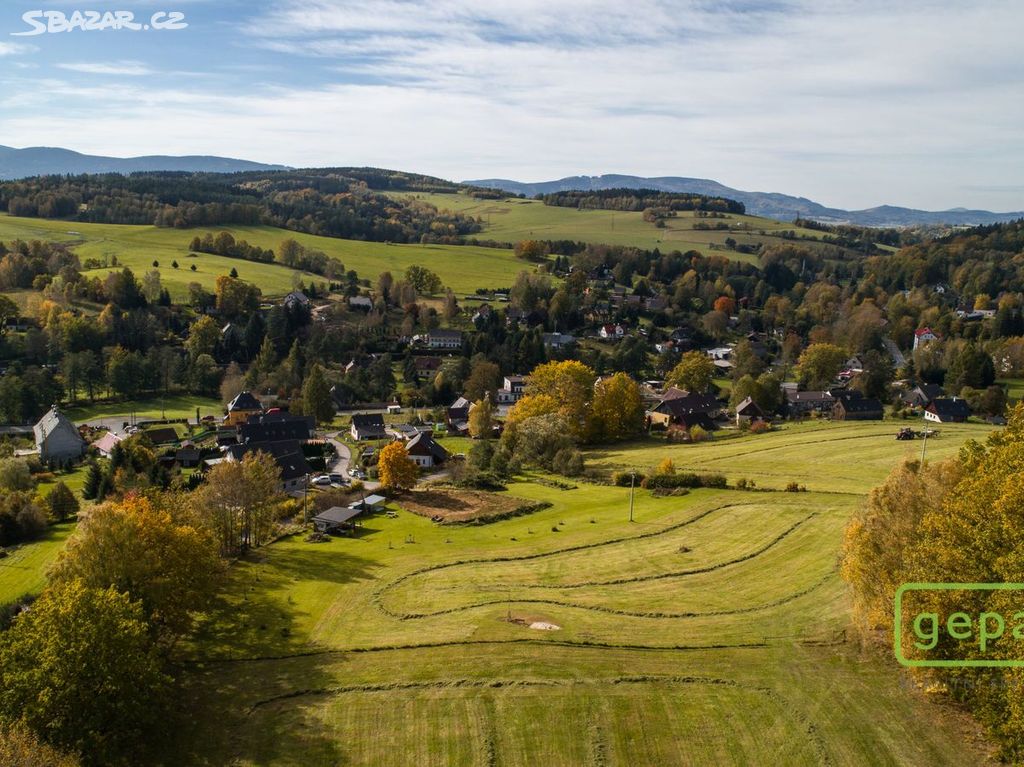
[161,542,381,764]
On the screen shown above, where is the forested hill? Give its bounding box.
[0,169,479,245]
[0,145,288,178]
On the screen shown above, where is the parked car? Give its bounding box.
[348,468,367,479]
[311,475,332,487]
[329,472,346,484]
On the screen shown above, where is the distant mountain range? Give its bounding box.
[0,145,288,179]
[463,174,1024,228]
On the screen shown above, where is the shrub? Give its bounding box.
[642,472,726,490]
[785,481,807,492]
[612,471,645,487]
[749,420,772,434]
[689,425,711,442]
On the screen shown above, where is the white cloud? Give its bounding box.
[0,0,1022,210]
[0,42,36,56]
[57,61,156,76]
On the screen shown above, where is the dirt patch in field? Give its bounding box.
[398,488,545,524]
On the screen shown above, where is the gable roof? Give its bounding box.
[225,439,311,481]
[406,432,450,462]
[241,412,315,444]
[736,396,764,416]
[314,506,362,527]
[92,430,122,454]
[228,391,262,412]
[786,390,833,404]
[836,395,883,413]
[926,397,972,419]
[915,327,938,337]
[654,392,719,416]
[33,406,81,444]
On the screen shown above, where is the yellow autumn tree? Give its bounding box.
[468,398,494,439]
[377,441,418,491]
[588,372,645,442]
[523,360,596,438]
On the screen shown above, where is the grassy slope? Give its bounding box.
[0,523,75,604]
[0,215,531,298]
[177,423,995,766]
[395,192,840,263]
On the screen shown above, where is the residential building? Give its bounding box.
[224,439,310,493]
[735,397,765,425]
[92,430,122,458]
[542,332,576,349]
[350,413,387,441]
[225,391,263,427]
[900,383,945,408]
[913,327,940,350]
[925,397,972,423]
[832,390,884,421]
[34,406,85,463]
[240,412,316,444]
[406,432,450,469]
[496,375,526,405]
[785,390,834,416]
[425,329,463,350]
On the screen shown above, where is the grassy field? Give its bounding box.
[394,192,844,263]
[173,421,996,766]
[592,419,994,494]
[0,214,532,299]
[64,394,221,423]
[0,523,75,604]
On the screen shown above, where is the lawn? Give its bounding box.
[65,394,221,423]
[0,214,533,299]
[591,419,995,494]
[0,523,76,604]
[173,420,996,765]
[392,192,851,263]
[999,377,1024,402]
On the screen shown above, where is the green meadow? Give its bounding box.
[0,523,75,605]
[394,192,840,262]
[171,421,993,766]
[0,214,532,299]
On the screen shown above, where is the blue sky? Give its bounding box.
[1,0,1022,211]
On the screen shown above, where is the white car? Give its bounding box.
[310,475,332,487]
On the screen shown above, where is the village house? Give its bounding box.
[282,290,311,311]
[239,412,316,444]
[735,397,765,426]
[495,375,526,405]
[348,295,373,311]
[785,389,834,416]
[425,329,463,350]
[350,413,387,441]
[913,327,940,350]
[224,391,263,427]
[224,439,311,493]
[92,430,123,458]
[34,405,86,463]
[542,332,576,350]
[831,390,884,421]
[925,397,972,423]
[446,396,473,435]
[405,432,450,469]
[900,383,945,408]
[648,388,721,429]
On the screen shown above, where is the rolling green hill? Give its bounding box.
[0,215,532,299]
[393,192,846,262]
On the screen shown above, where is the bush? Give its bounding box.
[785,481,807,492]
[551,448,585,477]
[642,472,726,490]
[689,425,711,442]
[612,471,645,487]
[749,420,772,434]
[735,478,757,490]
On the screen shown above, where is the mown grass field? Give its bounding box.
[64,394,221,423]
[0,214,533,299]
[592,419,994,494]
[174,421,996,766]
[0,523,75,604]
[394,192,842,263]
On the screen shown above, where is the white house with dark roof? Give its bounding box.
[34,406,85,463]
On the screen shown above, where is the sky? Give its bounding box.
[0,0,1022,212]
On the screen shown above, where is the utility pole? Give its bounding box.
[920,426,929,464]
[303,473,310,524]
[629,470,636,522]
